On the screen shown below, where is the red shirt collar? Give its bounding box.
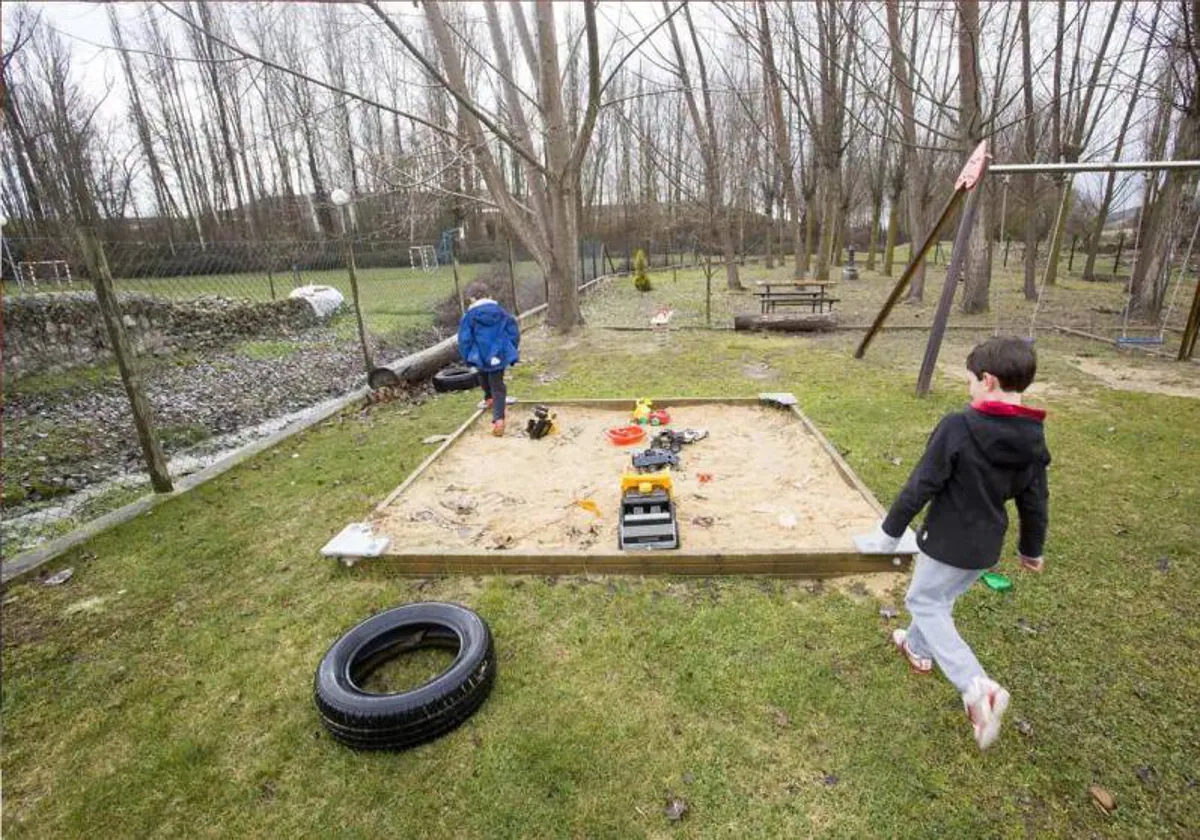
[970,400,1047,421]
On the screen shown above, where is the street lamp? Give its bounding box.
[331,189,374,373]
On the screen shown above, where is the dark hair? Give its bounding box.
[966,337,1037,392]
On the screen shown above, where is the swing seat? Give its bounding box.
[1116,336,1165,346]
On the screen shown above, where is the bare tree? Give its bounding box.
[1042,0,1125,287]
[1083,4,1162,281]
[757,2,805,280]
[1130,1,1200,319]
[885,0,930,299]
[663,2,742,289]
[1020,0,1039,299]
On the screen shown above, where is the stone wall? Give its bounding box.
[4,293,319,376]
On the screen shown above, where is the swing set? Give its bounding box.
[857,140,1200,395]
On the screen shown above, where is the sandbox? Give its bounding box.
[327,397,913,577]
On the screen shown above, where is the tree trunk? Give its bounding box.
[958,0,991,315]
[1082,3,1158,281]
[813,166,839,282]
[883,168,903,276]
[1131,111,1200,319]
[757,2,804,281]
[802,184,817,274]
[866,187,883,272]
[1020,0,1038,299]
[886,0,927,301]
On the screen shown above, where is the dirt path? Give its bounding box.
[1069,356,1200,399]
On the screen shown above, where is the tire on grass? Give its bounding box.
[313,602,496,751]
[432,364,480,393]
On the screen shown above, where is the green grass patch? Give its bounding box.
[7,361,122,397]
[1,328,1197,838]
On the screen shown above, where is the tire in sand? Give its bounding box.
[313,602,496,750]
[432,364,480,393]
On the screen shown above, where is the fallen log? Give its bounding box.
[383,301,550,382]
[734,312,839,333]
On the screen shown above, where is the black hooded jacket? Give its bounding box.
[882,402,1050,570]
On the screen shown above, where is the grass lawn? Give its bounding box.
[2,306,1198,836]
[5,261,541,341]
[588,245,1194,355]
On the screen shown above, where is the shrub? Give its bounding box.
[432,263,545,331]
[633,248,652,292]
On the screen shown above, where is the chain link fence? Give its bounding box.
[0,232,564,557]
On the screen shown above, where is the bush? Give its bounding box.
[432,263,546,331]
[633,248,652,292]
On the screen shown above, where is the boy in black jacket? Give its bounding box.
[857,337,1050,749]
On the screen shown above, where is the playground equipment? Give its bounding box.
[409,245,438,273]
[437,227,464,266]
[857,144,1200,391]
[15,260,72,289]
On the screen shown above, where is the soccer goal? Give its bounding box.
[408,245,438,274]
[16,260,73,289]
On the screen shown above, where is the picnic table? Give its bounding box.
[754,281,839,315]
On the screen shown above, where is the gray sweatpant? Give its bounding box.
[903,551,989,693]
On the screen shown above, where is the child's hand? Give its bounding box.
[1019,554,1045,572]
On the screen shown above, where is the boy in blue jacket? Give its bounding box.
[857,337,1050,750]
[457,296,520,436]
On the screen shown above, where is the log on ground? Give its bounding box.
[734,313,839,332]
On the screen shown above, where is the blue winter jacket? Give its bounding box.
[457,299,520,373]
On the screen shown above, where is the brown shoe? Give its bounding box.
[492,419,505,437]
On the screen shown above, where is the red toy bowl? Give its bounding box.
[606,425,647,446]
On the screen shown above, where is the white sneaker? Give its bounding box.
[891,629,933,675]
[962,676,1011,750]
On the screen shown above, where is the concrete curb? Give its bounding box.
[0,266,647,584]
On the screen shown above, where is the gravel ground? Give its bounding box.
[2,322,442,553]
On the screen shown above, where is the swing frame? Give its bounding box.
[857,143,1200,393]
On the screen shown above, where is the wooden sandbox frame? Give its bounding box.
[325,396,915,577]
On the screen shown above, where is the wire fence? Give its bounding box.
[0,230,706,557]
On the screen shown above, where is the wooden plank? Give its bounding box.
[358,396,913,578]
[514,396,764,409]
[372,408,485,514]
[788,405,887,516]
[348,549,907,578]
[855,185,967,359]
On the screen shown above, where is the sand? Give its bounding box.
[370,403,881,556]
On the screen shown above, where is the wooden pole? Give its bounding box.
[705,255,712,328]
[77,227,172,493]
[916,157,991,396]
[342,223,374,373]
[1068,234,1078,271]
[451,252,464,316]
[506,232,519,316]
[1179,275,1200,360]
[854,186,967,358]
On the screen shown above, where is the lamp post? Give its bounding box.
[331,189,373,373]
